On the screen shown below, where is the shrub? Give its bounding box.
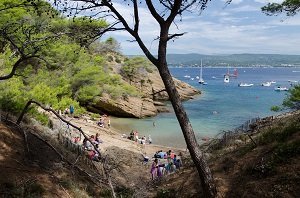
[273,140,300,163]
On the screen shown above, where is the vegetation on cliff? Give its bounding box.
[0,0,172,121]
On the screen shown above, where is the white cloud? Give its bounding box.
[227,5,260,12]
[254,0,285,4]
[49,0,300,55]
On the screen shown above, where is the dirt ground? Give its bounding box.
[1,111,299,197]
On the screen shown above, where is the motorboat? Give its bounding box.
[274,86,289,91]
[238,83,254,87]
[261,82,272,87]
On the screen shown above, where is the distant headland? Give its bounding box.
[128,53,300,67]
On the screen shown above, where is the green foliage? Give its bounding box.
[121,57,154,84]
[53,97,86,116]
[258,120,300,145]
[156,188,176,198]
[273,140,300,163]
[0,181,45,198]
[89,37,121,54]
[30,110,49,125]
[76,85,100,104]
[29,83,58,105]
[262,0,300,16]
[271,105,281,112]
[0,0,140,123]
[0,77,27,113]
[67,17,108,47]
[283,85,300,110]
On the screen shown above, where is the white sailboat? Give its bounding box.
[224,74,229,83]
[198,59,207,84]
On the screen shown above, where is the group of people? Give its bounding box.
[127,130,152,145]
[61,105,75,117]
[150,150,182,180]
[82,133,103,161]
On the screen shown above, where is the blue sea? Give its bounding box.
[113,67,300,148]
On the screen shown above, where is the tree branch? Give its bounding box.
[16,100,102,158]
[145,0,164,24]
[133,0,139,33]
[0,55,37,80]
[167,32,187,41]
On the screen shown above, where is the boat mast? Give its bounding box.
[200,59,203,79]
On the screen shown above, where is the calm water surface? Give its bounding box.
[113,67,300,148]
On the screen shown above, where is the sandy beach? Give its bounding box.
[54,115,186,160]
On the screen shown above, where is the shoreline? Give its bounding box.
[61,116,186,158]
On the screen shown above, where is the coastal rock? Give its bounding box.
[90,65,200,118]
[143,71,201,101]
[89,94,157,118]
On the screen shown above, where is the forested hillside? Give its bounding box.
[165,53,300,67]
[0,0,153,122]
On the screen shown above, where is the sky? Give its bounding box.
[51,0,300,55]
[102,0,300,55]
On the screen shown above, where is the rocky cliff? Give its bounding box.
[88,61,200,118]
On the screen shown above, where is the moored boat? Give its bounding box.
[261,82,272,87]
[274,86,289,91]
[198,59,207,85]
[238,83,254,87]
[224,74,229,83]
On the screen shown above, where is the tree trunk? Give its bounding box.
[156,26,217,197]
[157,63,217,197]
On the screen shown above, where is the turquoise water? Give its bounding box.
[113,67,300,148]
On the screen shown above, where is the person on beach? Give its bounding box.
[150,158,158,180]
[94,133,103,148]
[167,150,172,163]
[135,131,139,142]
[97,118,104,128]
[107,116,111,128]
[173,155,182,169]
[129,130,134,141]
[69,105,74,116]
[148,135,152,144]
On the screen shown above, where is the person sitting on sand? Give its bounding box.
[154,150,166,159]
[97,118,105,128]
[83,138,93,151]
[141,136,146,145]
[129,130,134,141]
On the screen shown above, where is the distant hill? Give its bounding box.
[166,53,300,67]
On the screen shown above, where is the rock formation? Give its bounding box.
[88,62,200,118]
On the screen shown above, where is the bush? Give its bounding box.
[115,186,134,198]
[258,121,300,145]
[273,140,300,163]
[156,188,176,198]
[30,109,49,126]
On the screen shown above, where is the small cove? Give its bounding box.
[112,67,299,148]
